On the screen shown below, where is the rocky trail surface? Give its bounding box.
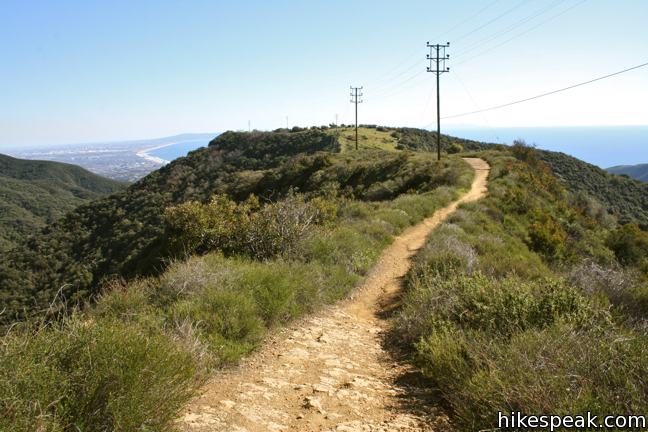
[177,158,490,432]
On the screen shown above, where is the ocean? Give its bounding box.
[148,138,214,162]
[444,125,648,168]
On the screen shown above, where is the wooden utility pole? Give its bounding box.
[426,42,450,160]
[350,86,363,150]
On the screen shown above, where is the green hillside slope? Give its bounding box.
[0,129,477,431]
[0,154,126,251]
[0,129,472,325]
[539,150,648,228]
[394,144,648,430]
[331,125,489,153]
[607,163,648,182]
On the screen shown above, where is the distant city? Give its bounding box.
[6,133,216,182]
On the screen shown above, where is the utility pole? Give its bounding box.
[426,42,450,161]
[248,120,251,132]
[350,86,363,150]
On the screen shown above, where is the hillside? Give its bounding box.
[6,129,645,323]
[539,149,648,228]
[0,128,473,325]
[607,162,648,182]
[0,154,126,251]
[2,131,648,431]
[0,128,478,431]
[393,144,648,430]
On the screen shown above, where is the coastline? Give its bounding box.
[135,142,176,165]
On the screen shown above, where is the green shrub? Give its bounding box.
[172,287,265,364]
[526,214,568,261]
[238,261,320,326]
[164,194,255,256]
[606,223,648,270]
[418,323,648,430]
[395,273,595,347]
[165,192,337,260]
[0,319,201,432]
[303,224,381,276]
[392,150,648,431]
[245,193,336,259]
[92,279,157,323]
[373,207,411,232]
[511,139,541,166]
[446,143,463,154]
[411,211,548,279]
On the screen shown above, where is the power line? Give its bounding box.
[370,1,554,101]
[368,54,422,88]
[367,1,513,94]
[450,72,494,130]
[452,0,568,59]
[367,0,503,89]
[419,85,435,125]
[370,69,427,99]
[440,61,648,120]
[453,0,587,67]
[367,1,527,98]
[452,0,528,43]
[370,58,423,92]
[431,0,503,41]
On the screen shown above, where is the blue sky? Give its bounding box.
[1,0,647,147]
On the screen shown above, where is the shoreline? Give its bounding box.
[135,142,177,165]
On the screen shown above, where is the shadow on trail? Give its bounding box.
[380,332,455,431]
[377,278,455,431]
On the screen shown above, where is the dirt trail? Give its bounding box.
[177,158,490,432]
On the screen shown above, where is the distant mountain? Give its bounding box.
[0,154,126,251]
[607,163,648,182]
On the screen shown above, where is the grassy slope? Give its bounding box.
[333,126,399,152]
[0,154,126,251]
[394,146,648,430]
[0,128,480,325]
[327,126,491,154]
[0,131,336,323]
